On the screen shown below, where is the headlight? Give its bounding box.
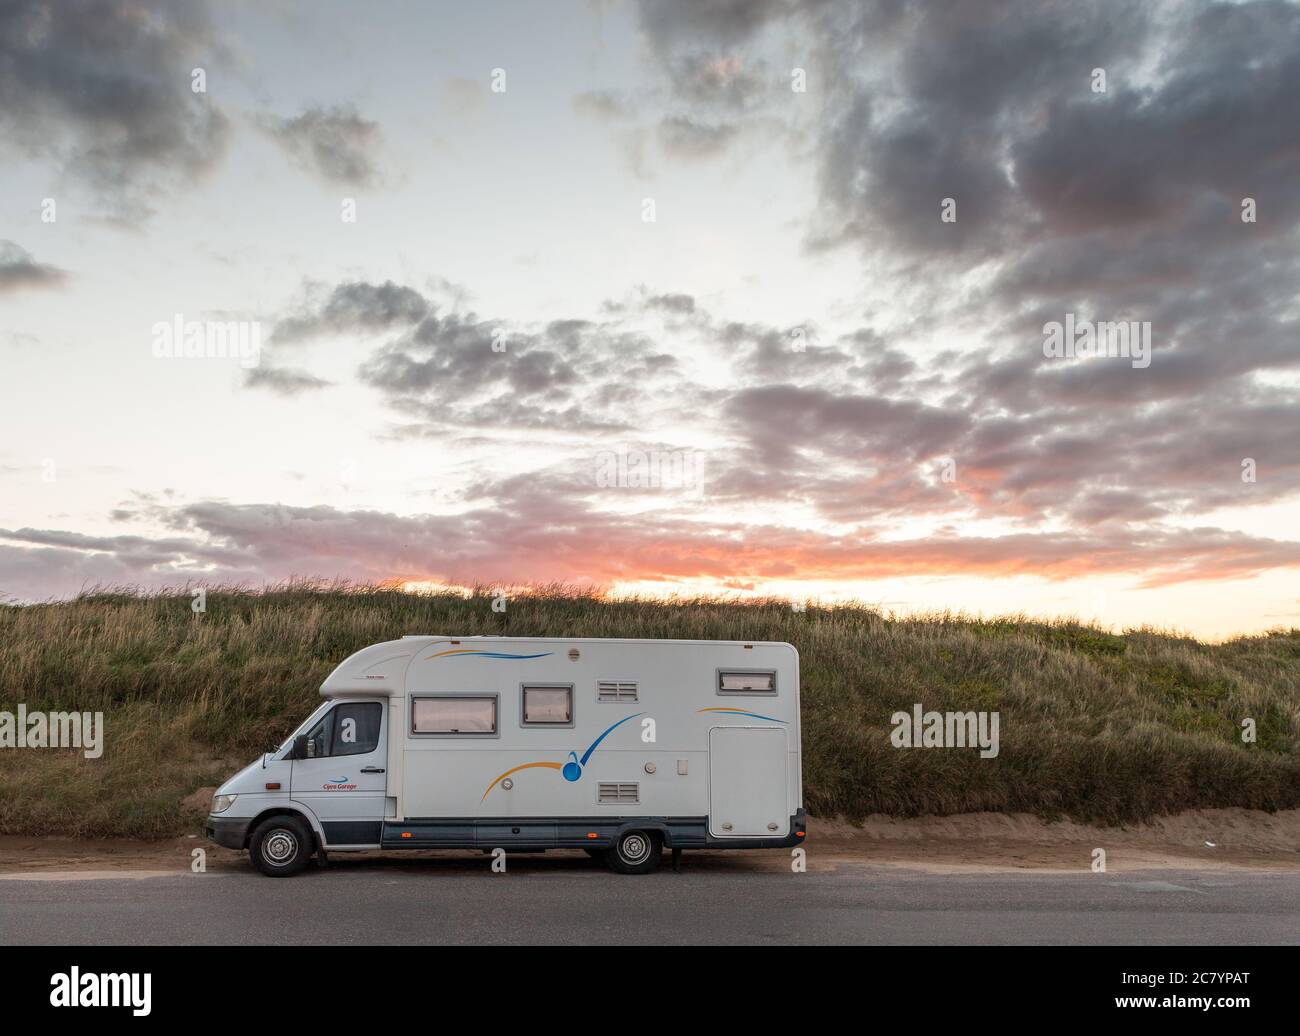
[210,794,238,814]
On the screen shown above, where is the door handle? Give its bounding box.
[360,767,385,774]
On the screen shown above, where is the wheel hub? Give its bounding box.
[621,834,649,863]
[264,830,297,863]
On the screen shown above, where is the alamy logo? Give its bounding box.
[0,706,103,758]
[890,705,1000,759]
[50,967,151,1016]
[151,313,262,368]
[1043,313,1151,369]
[594,448,706,496]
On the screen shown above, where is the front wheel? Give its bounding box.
[605,830,661,875]
[249,816,312,877]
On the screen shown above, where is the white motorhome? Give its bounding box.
[207,636,806,875]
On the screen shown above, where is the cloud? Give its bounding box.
[273,281,429,343]
[243,365,332,396]
[617,0,1300,528]
[635,0,794,52]
[572,1,804,173]
[9,2,1299,609]
[0,0,231,222]
[573,89,638,121]
[253,270,1300,538]
[5,496,1300,603]
[259,279,686,434]
[657,115,739,159]
[643,292,697,314]
[357,308,682,433]
[0,241,68,293]
[259,104,384,187]
[660,52,771,110]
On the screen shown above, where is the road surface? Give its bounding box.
[1,854,1296,945]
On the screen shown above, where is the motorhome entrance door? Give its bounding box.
[708,726,789,838]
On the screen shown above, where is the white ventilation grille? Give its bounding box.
[597,680,638,703]
[597,782,639,804]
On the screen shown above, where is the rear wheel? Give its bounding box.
[249,816,312,877]
[605,830,661,875]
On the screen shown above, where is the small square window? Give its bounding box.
[522,685,573,725]
[718,669,777,694]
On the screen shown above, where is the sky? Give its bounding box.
[1,0,1299,639]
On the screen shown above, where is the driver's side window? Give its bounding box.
[303,711,335,759]
[300,703,383,758]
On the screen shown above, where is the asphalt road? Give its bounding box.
[2,855,1297,945]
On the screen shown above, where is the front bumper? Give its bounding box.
[206,815,251,850]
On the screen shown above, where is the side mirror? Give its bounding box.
[292,735,311,760]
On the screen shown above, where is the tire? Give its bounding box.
[249,815,313,877]
[605,830,661,875]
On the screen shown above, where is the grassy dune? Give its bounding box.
[1,582,1298,838]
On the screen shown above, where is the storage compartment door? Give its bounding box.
[708,726,789,838]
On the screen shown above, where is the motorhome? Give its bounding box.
[207,636,806,875]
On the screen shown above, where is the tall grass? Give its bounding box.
[1,581,1297,837]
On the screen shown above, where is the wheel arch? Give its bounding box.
[244,806,323,850]
[613,819,672,846]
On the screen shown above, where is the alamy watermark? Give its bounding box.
[1043,313,1150,369]
[152,313,262,369]
[50,967,150,1016]
[890,704,1000,758]
[0,705,104,758]
[594,448,706,497]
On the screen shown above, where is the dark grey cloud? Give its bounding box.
[644,292,697,314]
[618,0,1300,533]
[358,307,681,433]
[260,279,686,434]
[259,104,383,187]
[273,281,429,343]
[805,2,1151,257]
[0,0,231,221]
[0,526,230,567]
[0,241,68,293]
[243,365,332,396]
